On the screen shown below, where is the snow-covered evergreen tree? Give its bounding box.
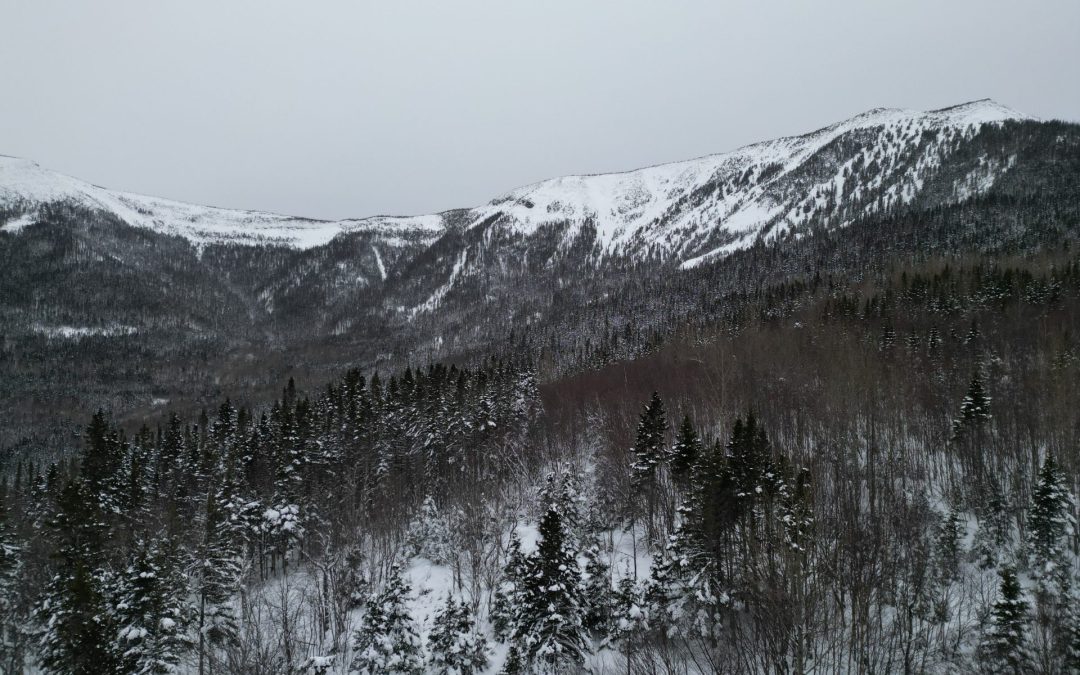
[427,593,489,675]
[646,538,727,641]
[980,566,1032,674]
[113,539,194,674]
[81,410,126,513]
[34,479,122,675]
[629,392,668,487]
[669,414,701,488]
[932,510,964,585]
[405,495,456,565]
[508,507,590,673]
[0,494,28,673]
[1025,453,1078,669]
[612,567,649,641]
[974,488,1012,568]
[192,486,241,675]
[581,544,614,638]
[491,532,528,640]
[1027,453,1073,578]
[725,413,774,522]
[350,566,423,675]
[536,471,584,535]
[950,371,991,440]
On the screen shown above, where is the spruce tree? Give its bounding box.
[82,411,117,492]
[974,488,1012,568]
[427,593,489,675]
[491,532,527,640]
[113,539,194,675]
[1026,453,1077,668]
[581,544,614,637]
[612,570,648,640]
[687,437,737,560]
[951,371,991,441]
[192,487,241,675]
[646,537,727,641]
[499,643,524,675]
[980,566,1031,674]
[669,414,701,489]
[34,479,121,675]
[510,507,590,673]
[82,410,125,513]
[0,494,27,673]
[932,510,964,585]
[725,413,774,525]
[1027,453,1073,577]
[351,566,423,675]
[404,495,455,565]
[629,392,669,541]
[629,392,668,487]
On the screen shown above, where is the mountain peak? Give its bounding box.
[927,98,1033,125]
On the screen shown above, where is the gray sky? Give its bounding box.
[1,1,1077,220]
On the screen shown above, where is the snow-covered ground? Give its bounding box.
[224,516,655,675]
[30,324,139,339]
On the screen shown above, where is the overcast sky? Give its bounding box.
[1,1,1077,220]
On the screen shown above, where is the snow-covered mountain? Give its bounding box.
[0,154,444,249]
[2,98,1075,461]
[462,99,1031,268]
[1,99,1030,265]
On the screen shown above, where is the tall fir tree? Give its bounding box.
[82,410,125,513]
[629,392,669,541]
[980,566,1032,674]
[629,392,668,487]
[950,371,991,440]
[351,566,423,675]
[1025,453,1077,669]
[612,569,649,640]
[509,507,590,673]
[973,487,1012,569]
[669,414,701,489]
[1027,453,1073,577]
[113,539,194,675]
[192,486,241,675]
[932,510,964,585]
[581,543,614,638]
[491,532,528,640]
[34,479,121,675]
[0,492,28,673]
[427,593,489,675]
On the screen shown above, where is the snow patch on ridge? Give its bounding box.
[1,213,35,233]
[371,245,387,281]
[409,249,469,318]
[31,324,139,339]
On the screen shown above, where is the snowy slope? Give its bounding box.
[0,154,444,249]
[462,99,1031,267]
[0,100,1029,260]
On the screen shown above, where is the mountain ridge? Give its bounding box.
[1,99,1029,258]
[1,101,1077,460]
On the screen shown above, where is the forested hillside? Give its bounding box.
[4,112,1077,460]
[1,106,1079,673]
[2,245,1079,672]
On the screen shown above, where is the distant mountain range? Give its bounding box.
[2,99,1030,262]
[3,99,1076,454]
